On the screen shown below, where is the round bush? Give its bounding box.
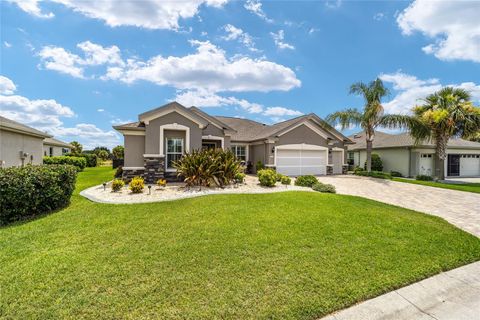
[257,169,277,187]
[235,172,246,183]
[280,175,291,185]
[364,153,383,171]
[312,182,336,193]
[294,175,318,187]
[129,176,145,193]
[111,179,125,192]
[0,164,77,225]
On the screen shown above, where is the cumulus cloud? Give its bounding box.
[38,41,124,78]
[222,24,258,52]
[263,106,302,117]
[270,30,295,50]
[9,0,228,30]
[379,71,480,114]
[103,40,300,92]
[4,41,12,48]
[397,0,480,63]
[0,75,120,148]
[244,0,273,23]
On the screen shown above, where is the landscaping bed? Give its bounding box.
[1,167,480,319]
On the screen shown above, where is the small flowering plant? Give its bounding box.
[157,179,167,188]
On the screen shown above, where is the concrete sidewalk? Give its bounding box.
[321,261,480,320]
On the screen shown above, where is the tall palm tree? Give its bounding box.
[327,78,408,172]
[409,87,480,180]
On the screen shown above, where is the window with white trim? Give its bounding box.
[231,145,246,161]
[166,138,183,169]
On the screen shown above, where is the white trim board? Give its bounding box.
[117,130,145,136]
[140,107,206,128]
[160,123,190,155]
[277,121,329,140]
[202,135,225,149]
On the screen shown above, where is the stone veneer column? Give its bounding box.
[143,156,165,184]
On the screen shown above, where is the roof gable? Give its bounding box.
[138,102,208,128]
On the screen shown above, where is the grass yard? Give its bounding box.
[393,177,480,194]
[1,167,480,319]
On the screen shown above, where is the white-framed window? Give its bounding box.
[49,147,54,157]
[166,138,183,170]
[231,145,247,161]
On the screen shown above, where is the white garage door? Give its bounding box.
[419,153,434,176]
[460,154,480,176]
[275,144,327,176]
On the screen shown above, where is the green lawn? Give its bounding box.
[1,167,480,319]
[393,177,480,194]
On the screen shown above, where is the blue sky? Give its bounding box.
[1,0,479,148]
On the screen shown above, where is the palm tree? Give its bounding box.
[327,78,409,172]
[70,141,83,156]
[409,87,480,180]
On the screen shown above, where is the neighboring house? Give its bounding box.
[348,131,480,178]
[113,101,353,182]
[43,137,72,157]
[0,116,51,168]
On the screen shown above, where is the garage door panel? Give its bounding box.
[275,145,327,176]
[460,156,480,176]
[278,150,301,157]
[302,157,325,166]
[276,157,301,166]
[301,166,326,175]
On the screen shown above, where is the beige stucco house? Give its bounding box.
[348,131,480,178]
[0,116,51,168]
[113,101,353,182]
[43,137,72,157]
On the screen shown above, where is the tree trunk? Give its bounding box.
[366,139,373,172]
[434,133,448,180]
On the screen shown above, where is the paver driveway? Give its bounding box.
[317,175,480,237]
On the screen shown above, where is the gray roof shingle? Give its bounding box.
[43,137,72,148]
[0,116,52,138]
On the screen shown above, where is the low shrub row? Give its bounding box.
[312,182,336,193]
[353,170,392,179]
[416,174,433,181]
[43,156,86,171]
[0,165,77,225]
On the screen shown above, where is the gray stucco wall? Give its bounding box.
[276,123,329,147]
[353,148,411,177]
[250,144,266,172]
[43,145,68,157]
[145,112,202,154]
[124,135,145,167]
[0,129,44,167]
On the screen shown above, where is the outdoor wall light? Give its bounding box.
[148,185,152,195]
[102,182,107,191]
[271,147,275,153]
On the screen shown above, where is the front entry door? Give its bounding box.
[447,154,460,176]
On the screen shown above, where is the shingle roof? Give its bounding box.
[112,121,145,130]
[0,116,52,138]
[43,137,72,148]
[348,131,480,150]
[214,116,269,141]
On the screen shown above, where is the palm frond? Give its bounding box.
[326,108,363,130]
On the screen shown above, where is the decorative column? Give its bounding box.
[143,155,165,184]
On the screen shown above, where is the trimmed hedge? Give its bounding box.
[79,153,98,167]
[354,170,392,179]
[43,156,86,171]
[416,175,433,181]
[0,165,77,225]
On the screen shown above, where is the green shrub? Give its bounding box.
[312,182,336,193]
[129,176,144,193]
[294,175,318,187]
[276,172,283,182]
[353,166,364,174]
[390,171,403,177]
[0,164,77,225]
[114,166,123,179]
[257,169,277,187]
[280,175,291,185]
[354,170,392,179]
[416,174,433,181]
[43,156,86,171]
[364,153,383,171]
[256,161,264,172]
[79,153,98,167]
[111,179,125,192]
[235,172,246,183]
[174,149,242,187]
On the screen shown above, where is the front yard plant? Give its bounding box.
[294,175,318,187]
[257,169,277,187]
[416,174,434,181]
[156,179,167,188]
[280,175,291,186]
[0,164,77,225]
[312,182,336,193]
[235,172,246,183]
[111,179,124,192]
[364,153,383,171]
[354,170,392,179]
[129,176,144,193]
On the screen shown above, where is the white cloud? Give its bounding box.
[97,108,105,112]
[263,106,302,117]
[4,41,12,48]
[0,76,17,95]
[9,0,228,30]
[270,30,295,50]
[0,75,119,148]
[38,41,124,78]
[103,40,300,93]
[380,71,480,114]
[397,0,480,63]
[244,0,273,23]
[373,12,385,21]
[308,28,319,35]
[325,0,342,9]
[222,24,258,52]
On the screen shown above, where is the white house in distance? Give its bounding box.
[43,137,72,157]
[348,131,480,178]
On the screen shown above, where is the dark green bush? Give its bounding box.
[79,153,98,167]
[416,174,433,181]
[280,175,291,185]
[294,175,318,187]
[390,171,403,177]
[114,166,123,179]
[354,170,392,179]
[43,156,86,171]
[257,169,277,187]
[0,165,77,225]
[312,182,336,193]
[364,153,383,171]
[256,161,264,172]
